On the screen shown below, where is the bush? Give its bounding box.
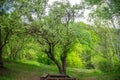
[91,55,111,72]
[67,52,85,68]
[98,60,110,72]
[113,60,120,73]
[37,53,54,65]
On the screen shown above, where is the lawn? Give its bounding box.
[0,60,119,80]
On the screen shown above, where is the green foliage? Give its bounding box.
[86,0,120,21]
[112,56,120,73]
[21,38,39,60]
[67,43,85,68]
[109,0,120,14]
[91,54,111,72]
[67,52,85,68]
[37,53,54,65]
[90,5,112,20]
[85,0,102,5]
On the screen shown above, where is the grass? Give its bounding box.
[0,60,120,80]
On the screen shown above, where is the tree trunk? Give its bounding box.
[61,53,67,74]
[62,59,67,74]
[48,54,66,74]
[53,58,65,74]
[47,42,66,74]
[0,49,3,68]
[0,29,3,68]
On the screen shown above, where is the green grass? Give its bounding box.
[0,60,119,80]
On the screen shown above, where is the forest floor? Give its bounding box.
[0,60,119,80]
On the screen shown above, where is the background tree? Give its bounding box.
[84,0,120,72]
[0,0,23,68]
[0,0,13,68]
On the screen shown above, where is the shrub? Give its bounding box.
[37,54,54,65]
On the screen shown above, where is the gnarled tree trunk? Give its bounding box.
[61,51,67,74]
[46,42,67,74]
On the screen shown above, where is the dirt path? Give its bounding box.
[26,76,97,80]
[28,76,99,80]
[82,77,96,80]
[26,76,40,80]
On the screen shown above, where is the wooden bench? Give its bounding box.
[40,74,76,80]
